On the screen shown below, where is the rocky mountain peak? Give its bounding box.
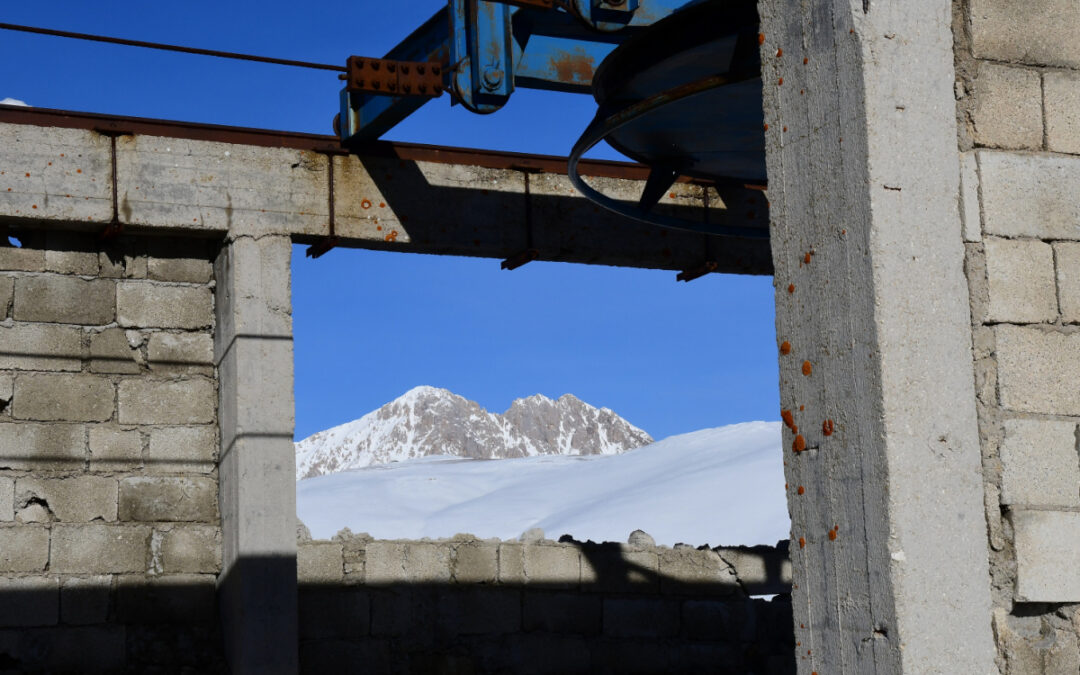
[295,387,652,479]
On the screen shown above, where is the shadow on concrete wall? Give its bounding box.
[0,548,793,673]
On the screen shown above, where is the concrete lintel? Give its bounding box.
[214,235,297,673]
[760,0,994,672]
[0,120,771,275]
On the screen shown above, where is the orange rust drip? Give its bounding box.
[793,435,806,452]
[802,361,812,376]
[822,419,834,436]
[780,341,792,355]
[781,409,795,429]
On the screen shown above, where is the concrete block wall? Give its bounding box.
[957,1,1080,671]
[296,531,794,674]
[0,232,227,672]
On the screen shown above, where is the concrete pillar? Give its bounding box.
[757,0,995,672]
[214,235,298,673]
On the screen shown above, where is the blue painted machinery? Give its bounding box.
[337,0,765,237]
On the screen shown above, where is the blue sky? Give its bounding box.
[1,1,779,441]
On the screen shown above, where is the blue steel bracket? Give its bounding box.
[337,0,698,146]
[450,0,515,113]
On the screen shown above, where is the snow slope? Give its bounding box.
[297,421,788,547]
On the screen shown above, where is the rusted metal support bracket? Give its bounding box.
[93,126,132,241]
[342,56,444,98]
[501,248,539,270]
[676,260,717,282]
[306,155,338,259]
[499,0,556,8]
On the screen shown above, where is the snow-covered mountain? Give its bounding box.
[295,386,653,479]
[296,421,788,546]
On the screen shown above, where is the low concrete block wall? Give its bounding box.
[0,232,226,673]
[297,531,794,674]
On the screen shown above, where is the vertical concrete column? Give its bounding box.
[757,0,994,672]
[214,235,298,673]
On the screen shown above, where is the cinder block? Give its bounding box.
[403,543,451,583]
[996,325,1080,415]
[160,524,221,574]
[50,523,150,573]
[299,587,370,640]
[43,233,100,276]
[0,276,12,317]
[118,476,217,522]
[147,251,213,284]
[658,548,741,596]
[44,249,100,276]
[0,525,50,572]
[523,592,601,634]
[98,238,147,279]
[0,477,11,522]
[0,373,10,408]
[1013,510,1080,601]
[0,323,83,371]
[0,246,45,272]
[117,378,215,425]
[12,372,114,423]
[116,281,212,329]
[61,575,112,624]
[114,573,217,624]
[1046,70,1080,155]
[89,327,141,374]
[682,599,747,641]
[0,422,85,470]
[1000,418,1080,507]
[970,0,1080,68]
[602,597,680,638]
[580,544,659,593]
[88,426,143,471]
[1056,242,1080,323]
[12,275,115,325]
[16,476,118,522]
[971,63,1043,150]
[437,587,521,635]
[0,625,124,671]
[980,151,1080,240]
[298,542,344,583]
[523,544,580,587]
[982,238,1058,324]
[147,425,215,473]
[364,542,407,584]
[453,543,498,583]
[715,546,794,596]
[147,332,213,374]
[498,542,525,584]
[0,576,59,626]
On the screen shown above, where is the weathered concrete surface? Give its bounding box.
[759,0,994,672]
[0,120,769,276]
[214,234,297,674]
[1012,510,1080,602]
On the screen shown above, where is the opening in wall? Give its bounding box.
[291,245,786,550]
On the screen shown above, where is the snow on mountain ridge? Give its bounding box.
[295,386,653,479]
